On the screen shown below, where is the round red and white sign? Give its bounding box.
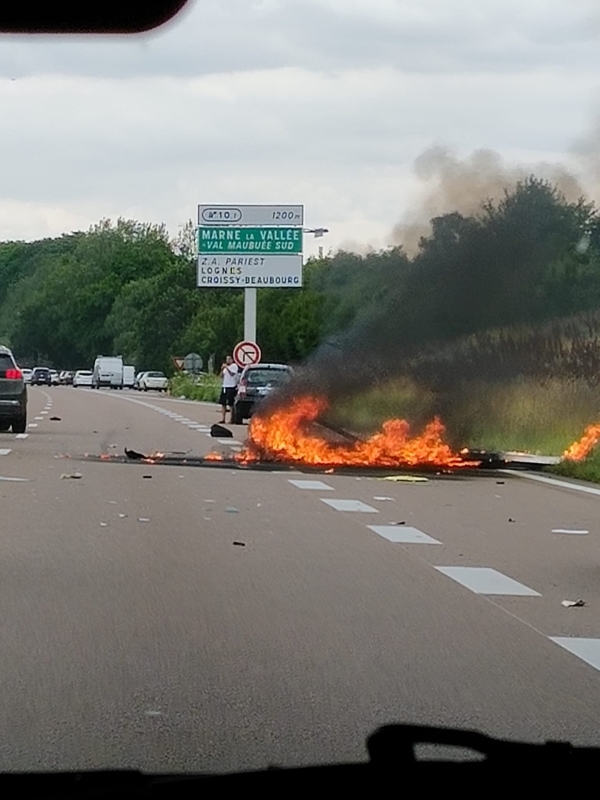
[233,340,262,368]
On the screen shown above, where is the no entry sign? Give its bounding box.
[233,340,262,368]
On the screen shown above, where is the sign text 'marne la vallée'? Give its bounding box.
[197,255,303,287]
[198,226,303,254]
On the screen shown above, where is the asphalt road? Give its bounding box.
[2,385,600,772]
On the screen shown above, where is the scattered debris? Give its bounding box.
[552,529,589,535]
[373,496,394,501]
[562,599,586,608]
[108,444,118,449]
[118,513,127,518]
[144,709,163,717]
[211,424,232,438]
[125,448,147,460]
[93,430,98,433]
[0,475,29,482]
[49,416,61,421]
[495,494,502,499]
[233,541,246,547]
[61,472,82,480]
[142,475,153,479]
[508,518,516,523]
[496,481,505,485]
[100,522,108,527]
[379,475,428,483]
[108,500,117,504]
[225,506,239,513]
[138,517,150,522]
[391,521,406,525]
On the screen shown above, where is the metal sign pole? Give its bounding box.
[244,287,257,344]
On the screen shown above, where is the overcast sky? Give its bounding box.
[0,0,599,254]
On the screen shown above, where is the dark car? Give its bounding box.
[31,367,52,386]
[0,347,27,433]
[232,363,293,424]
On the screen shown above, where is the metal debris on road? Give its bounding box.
[225,506,239,513]
[138,517,150,522]
[211,424,232,438]
[562,599,586,608]
[496,481,505,485]
[108,444,117,449]
[61,472,83,480]
[233,541,246,547]
[118,513,127,518]
[142,475,153,479]
[508,518,516,523]
[391,521,406,525]
[125,448,147,460]
[379,475,429,483]
[0,475,29,482]
[100,522,108,527]
[552,529,589,535]
[373,496,394,501]
[49,416,61,421]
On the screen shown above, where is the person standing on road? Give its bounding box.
[219,355,239,424]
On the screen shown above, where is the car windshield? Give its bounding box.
[246,369,290,385]
[5,0,600,779]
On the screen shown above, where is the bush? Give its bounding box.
[169,373,220,402]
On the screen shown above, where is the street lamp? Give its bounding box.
[303,227,329,258]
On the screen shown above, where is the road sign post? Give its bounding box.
[244,288,257,344]
[233,340,262,368]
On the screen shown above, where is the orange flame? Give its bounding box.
[562,423,600,461]
[238,395,473,468]
[205,452,224,461]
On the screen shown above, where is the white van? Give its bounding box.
[123,365,136,388]
[92,356,124,389]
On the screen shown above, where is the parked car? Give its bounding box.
[50,369,60,386]
[59,370,75,385]
[73,370,93,387]
[31,367,52,386]
[138,371,168,392]
[0,346,27,432]
[232,363,293,424]
[21,368,32,384]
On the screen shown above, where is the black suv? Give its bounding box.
[232,363,293,424]
[31,367,52,386]
[0,347,27,433]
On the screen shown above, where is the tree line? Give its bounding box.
[2,177,600,375]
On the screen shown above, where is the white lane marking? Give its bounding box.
[28,423,38,428]
[0,448,11,456]
[40,411,48,415]
[435,566,540,596]
[34,416,43,420]
[550,638,600,672]
[320,498,379,513]
[502,470,600,497]
[15,433,28,439]
[552,528,589,535]
[368,525,442,544]
[289,479,335,491]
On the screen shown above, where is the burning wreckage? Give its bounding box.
[77,395,599,476]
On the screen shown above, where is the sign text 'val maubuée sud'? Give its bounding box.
[196,205,304,288]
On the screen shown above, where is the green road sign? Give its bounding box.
[198,226,303,254]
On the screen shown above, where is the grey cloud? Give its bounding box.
[0,0,597,79]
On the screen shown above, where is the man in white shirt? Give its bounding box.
[219,355,239,423]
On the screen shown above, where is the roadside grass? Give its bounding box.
[169,373,220,403]
[546,447,600,483]
[330,377,600,456]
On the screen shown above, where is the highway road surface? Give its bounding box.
[2,385,600,772]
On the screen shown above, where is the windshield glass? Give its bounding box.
[3,0,600,779]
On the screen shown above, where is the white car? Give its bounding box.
[139,371,168,391]
[73,370,93,387]
[21,368,32,384]
[50,369,60,386]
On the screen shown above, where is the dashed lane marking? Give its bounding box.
[435,566,541,596]
[367,525,442,544]
[15,433,28,439]
[28,424,38,428]
[550,638,600,673]
[0,448,11,456]
[289,479,335,491]
[320,498,379,513]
